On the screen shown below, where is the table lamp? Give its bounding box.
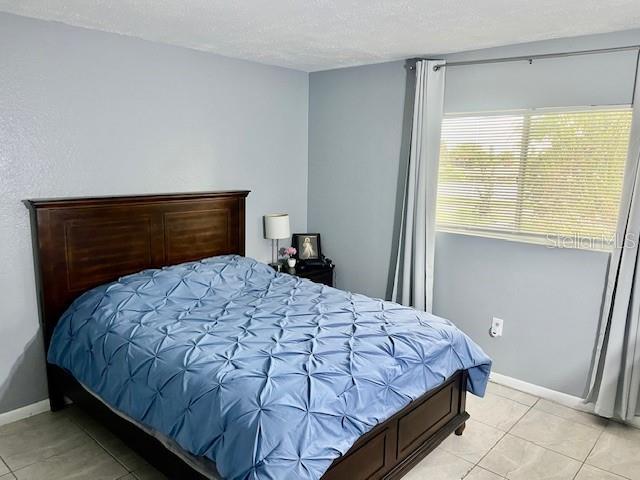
[264,213,290,267]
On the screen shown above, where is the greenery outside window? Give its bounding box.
[436,106,633,250]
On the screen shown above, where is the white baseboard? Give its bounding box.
[490,372,640,427]
[0,399,50,427]
[489,372,592,412]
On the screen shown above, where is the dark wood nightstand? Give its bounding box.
[282,263,334,287]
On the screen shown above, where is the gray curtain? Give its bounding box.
[392,60,445,312]
[587,57,640,421]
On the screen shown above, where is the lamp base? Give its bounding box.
[269,262,282,272]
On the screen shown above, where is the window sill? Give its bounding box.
[435,227,614,253]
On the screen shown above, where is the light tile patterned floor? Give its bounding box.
[0,381,639,479]
[412,382,640,480]
[0,407,164,480]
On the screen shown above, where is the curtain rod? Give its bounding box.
[411,45,640,71]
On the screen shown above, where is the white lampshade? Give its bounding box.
[264,214,290,240]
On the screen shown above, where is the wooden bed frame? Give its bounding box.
[25,191,469,480]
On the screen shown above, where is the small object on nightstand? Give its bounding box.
[292,233,322,264]
[281,246,297,268]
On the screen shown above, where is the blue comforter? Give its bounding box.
[48,255,491,480]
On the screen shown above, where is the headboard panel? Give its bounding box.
[25,191,249,349]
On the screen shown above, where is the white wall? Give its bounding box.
[309,28,640,397]
[0,13,308,413]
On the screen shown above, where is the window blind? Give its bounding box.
[436,107,633,248]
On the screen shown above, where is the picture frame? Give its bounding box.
[292,233,322,262]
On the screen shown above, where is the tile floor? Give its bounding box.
[0,381,639,479]
[405,382,640,480]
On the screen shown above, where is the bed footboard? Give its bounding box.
[53,365,468,480]
[322,370,469,480]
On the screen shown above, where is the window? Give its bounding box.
[436,107,633,248]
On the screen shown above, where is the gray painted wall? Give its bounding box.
[0,13,308,414]
[308,29,640,397]
[433,233,608,395]
[308,61,412,298]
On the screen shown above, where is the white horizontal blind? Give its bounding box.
[436,107,633,247]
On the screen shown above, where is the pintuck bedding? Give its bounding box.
[48,255,491,480]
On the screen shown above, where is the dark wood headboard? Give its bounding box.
[25,191,249,350]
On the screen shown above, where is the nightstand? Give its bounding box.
[282,263,334,287]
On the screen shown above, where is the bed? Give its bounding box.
[25,191,491,480]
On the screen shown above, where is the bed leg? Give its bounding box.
[48,385,65,411]
[46,367,66,412]
[455,422,466,436]
[48,392,65,411]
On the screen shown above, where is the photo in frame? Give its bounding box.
[292,233,322,262]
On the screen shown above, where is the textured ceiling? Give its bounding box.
[1,0,640,71]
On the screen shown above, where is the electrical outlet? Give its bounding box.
[490,317,504,337]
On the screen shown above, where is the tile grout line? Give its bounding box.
[7,434,121,478]
[0,457,9,475]
[527,406,607,429]
[465,404,530,434]
[581,423,606,465]
[461,398,539,479]
[473,392,634,480]
[477,392,629,480]
[507,397,539,433]
[68,415,156,479]
[485,388,539,408]
[465,396,599,478]
[447,418,509,467]
[576,422,636,480]
[2,409,151,480]
[506,427,602,464]
[507,397,614,469]
[488,398,538,478]
[448,422,510,478]
[578,462,634,480]
[463,427,508,478]
[6,432,86,476]
[501,430,596,464]
[67,415,135,475]
[457,392,539,477]
[489,383,612,429]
